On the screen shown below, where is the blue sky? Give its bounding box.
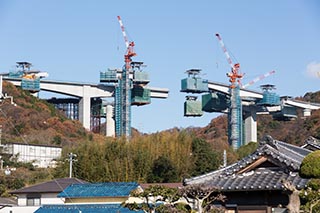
[1,1,319,133]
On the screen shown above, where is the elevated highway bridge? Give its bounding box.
[3,77,169,135]
[208,81,320,144]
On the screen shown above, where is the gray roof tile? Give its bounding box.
[10,178,87,194]
[184,136,311,191]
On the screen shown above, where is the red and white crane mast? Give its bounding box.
[215,33,243,89]
[117,15,137,138]
[215,33,243,149]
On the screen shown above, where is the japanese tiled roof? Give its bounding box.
[35,204,143,213]
[184,135,311,191]
[58,182,139,198]
[301,136,320,151]
[9,178,87,194]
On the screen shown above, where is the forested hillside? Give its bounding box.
[0,81,105,146]
[54,131,221,183]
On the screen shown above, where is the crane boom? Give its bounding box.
[215,33,243,89]
[117,16,129,48]
[215,33,233,69]
[117,16,136,60]
[242,70,275,89]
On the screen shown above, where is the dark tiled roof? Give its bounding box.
[200,168,308,191]
[184,135,311,191]
[35,204,143,213]
[58,182,139,198]
[302,136,320,151]
[10,178,87,194]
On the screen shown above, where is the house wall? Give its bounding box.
[40,193,65,205]
[17,194,27,206]
[16,193,64,206]
[214,191,288,213]
[4,143,61,168]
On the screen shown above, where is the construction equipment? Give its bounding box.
[116,15,136,138]
[98,16,166,137]
[9,62,48,92]
[181,34,319,148]
[242,70,275,89]
[215,33,244,150]
[109,16,151,137]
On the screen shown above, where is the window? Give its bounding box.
[26,194,41,206]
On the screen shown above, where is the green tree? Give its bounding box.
[299,151,320,213]
[300,179,320,213]
[191,138,220,176]
[236,142,258,159]
[147,156,179,183]
[300,150,320,178]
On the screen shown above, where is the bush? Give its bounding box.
[236,142,258,159]
[300,150,320,178]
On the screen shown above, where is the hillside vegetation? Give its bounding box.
[0,81,319,195]
[193,91,320,148]
[0,81,105,146]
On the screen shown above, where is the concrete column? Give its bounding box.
[106,105,115,137]
[78,85,91,130]
[244,108,257,144]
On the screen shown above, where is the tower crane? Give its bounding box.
[99,16,161,138]
[215,34,277,149]
[116,15,136,138]
[215,33,244,150]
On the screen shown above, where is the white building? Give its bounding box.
[3,143,62,168]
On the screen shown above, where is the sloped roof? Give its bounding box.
[193,167,308,191]
[58,182,139,198]
[10,178,87,194]
[35,204,143,213]
[301,136,320,151]
[0,197,17,206]
[184,135,311,191]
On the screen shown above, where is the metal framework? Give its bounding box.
[116,16,136,138]
[216,33,244,149]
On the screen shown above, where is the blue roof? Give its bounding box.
[58,182,139,198]
[35,204,143,213]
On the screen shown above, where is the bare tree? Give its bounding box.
[281,179,300,213]
[122,185,180,213]
[179,184,225,213]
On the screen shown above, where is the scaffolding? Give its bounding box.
[228,86,243,149]
[46,98,80,120]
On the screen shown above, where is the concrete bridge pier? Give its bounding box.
[78,85,92,130]
[106,105,115,137]
[244,108,257,144]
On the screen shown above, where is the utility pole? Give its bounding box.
[67,153,77,178]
